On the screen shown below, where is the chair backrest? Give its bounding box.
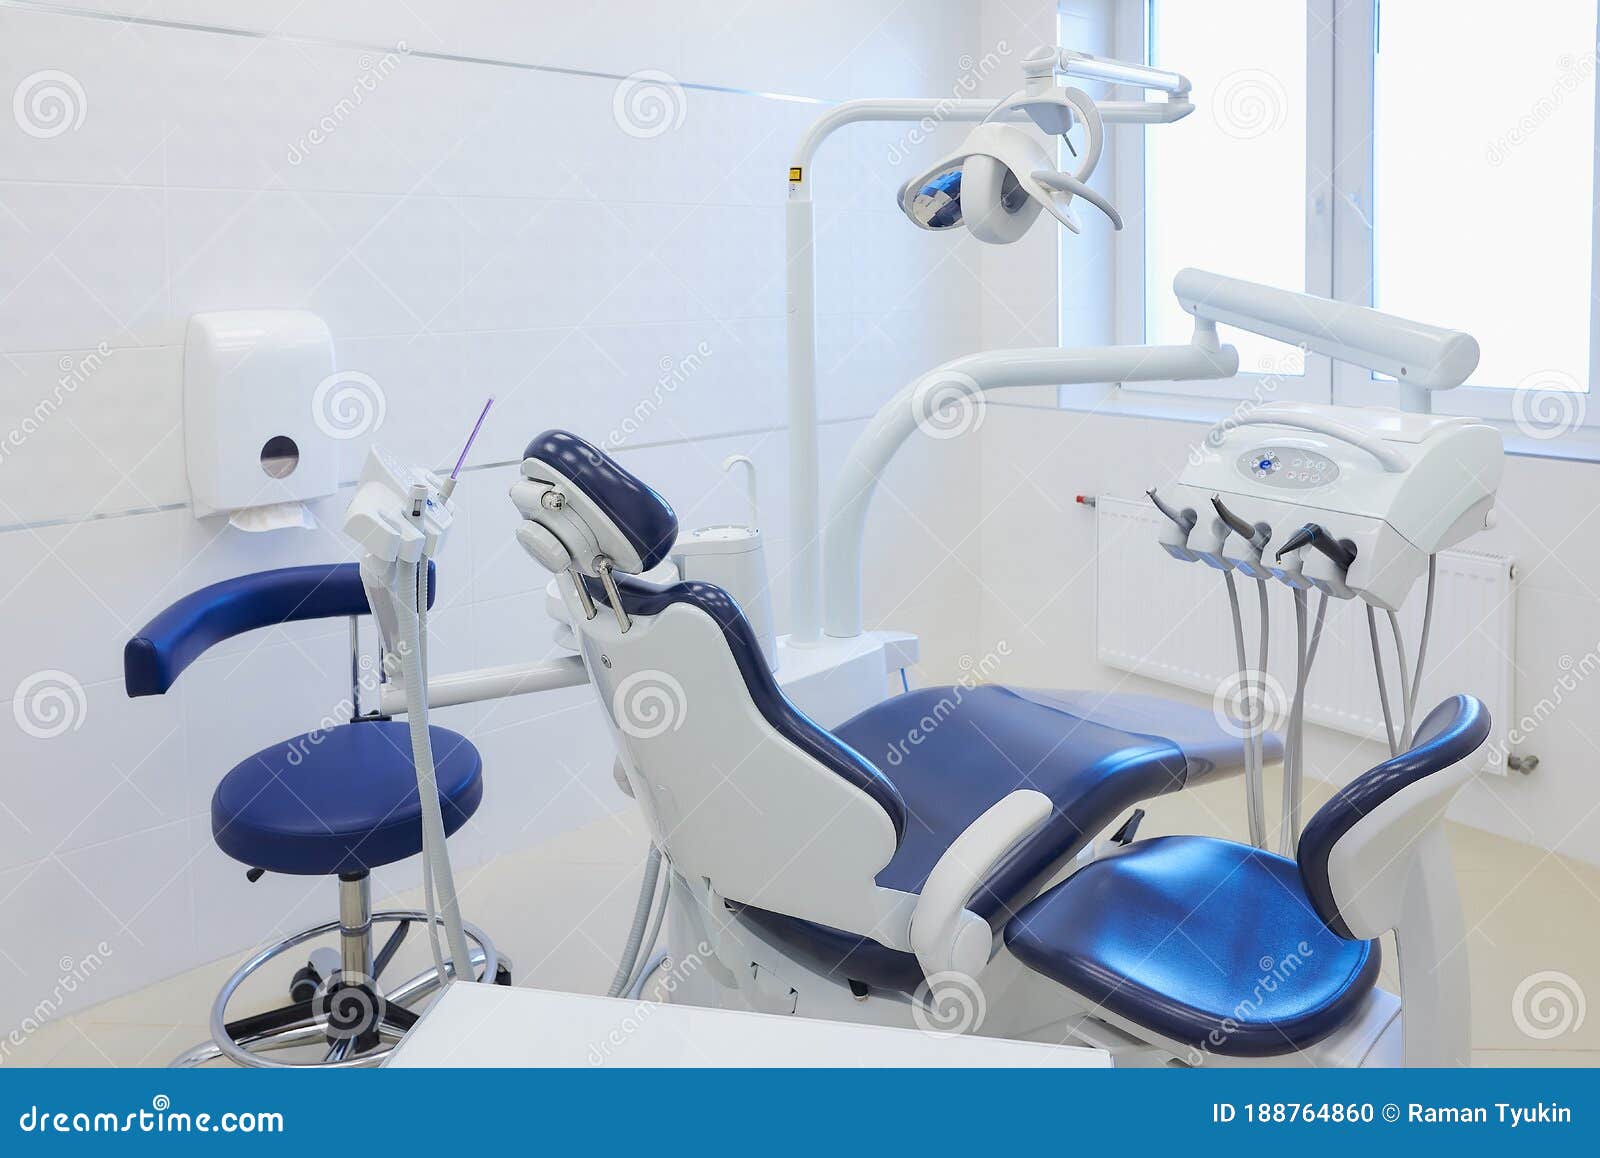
[1297,694,1490,939]
[513,431,913,942]
[124,561,434,697]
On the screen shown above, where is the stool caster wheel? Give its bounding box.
[288,946,340,1003]
[494,963,512,986]
[288,963,321,1004]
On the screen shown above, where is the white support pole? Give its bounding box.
[787,99,1002,647]
[785,94,1191,645]
[821,339,1239,638]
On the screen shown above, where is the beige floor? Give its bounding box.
[12,776,1600,1067]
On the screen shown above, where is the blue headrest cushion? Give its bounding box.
[1297,694,1490,938]
[522,430,679,573]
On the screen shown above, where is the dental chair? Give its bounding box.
[512,429,1490,1067]
[124,562,506,1067]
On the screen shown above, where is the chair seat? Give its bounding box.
[212,722,483,876]
[1004,836,1381,1057]
[735,685,1215,993]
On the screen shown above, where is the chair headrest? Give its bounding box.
[515,430,679,575]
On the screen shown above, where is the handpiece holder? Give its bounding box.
[1276,523,1357,572]
[344,451,454,565]
[1211,493,1269,551]
[1147,488,1195,533]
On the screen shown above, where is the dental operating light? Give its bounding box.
[786,45,1192,644]
[898,47,1153,240]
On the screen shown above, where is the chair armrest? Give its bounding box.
[909,789,1052,983]
[123,561,436,697]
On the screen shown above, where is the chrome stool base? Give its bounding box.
[173,876,508,1069]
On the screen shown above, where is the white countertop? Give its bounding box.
[386,983,1109,1068]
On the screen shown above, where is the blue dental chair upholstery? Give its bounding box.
[736,685,1274,993]
[211,720,481,876]
[524,429,1285,997]
[1005,696,1489,1057]
[125,561,493,1065]
[125,562,481,876]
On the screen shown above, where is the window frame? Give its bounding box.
[1098,0,1600,434]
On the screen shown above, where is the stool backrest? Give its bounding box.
[124,561,434,696]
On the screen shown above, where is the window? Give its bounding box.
[1101,0,1600,432]
[1373,0,1596,395]
[1145,0,1309,376]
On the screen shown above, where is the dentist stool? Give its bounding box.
[124,562,505,1067]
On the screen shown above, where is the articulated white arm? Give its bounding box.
[821,340,1237,638]
[1173,268,1479,398]
[909,789,1052,983]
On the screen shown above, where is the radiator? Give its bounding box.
[1094,494,1517,774]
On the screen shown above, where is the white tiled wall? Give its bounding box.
[0,1,997,1028]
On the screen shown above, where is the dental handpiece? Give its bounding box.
[1211,494,1270,551]
[1275,523,1357,571]
[1147,488,1196,533]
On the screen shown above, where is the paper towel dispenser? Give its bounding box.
[183,310,343,519]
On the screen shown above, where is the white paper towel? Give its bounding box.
[227,500,318,533]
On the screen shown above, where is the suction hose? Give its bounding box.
[398,557,475,983]
[1222,570,1267,848]
[607,845,663,998]
[624,874,672,997]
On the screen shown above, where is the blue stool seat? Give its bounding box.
[211,722,483,876]
[1004,836,1381,1057]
